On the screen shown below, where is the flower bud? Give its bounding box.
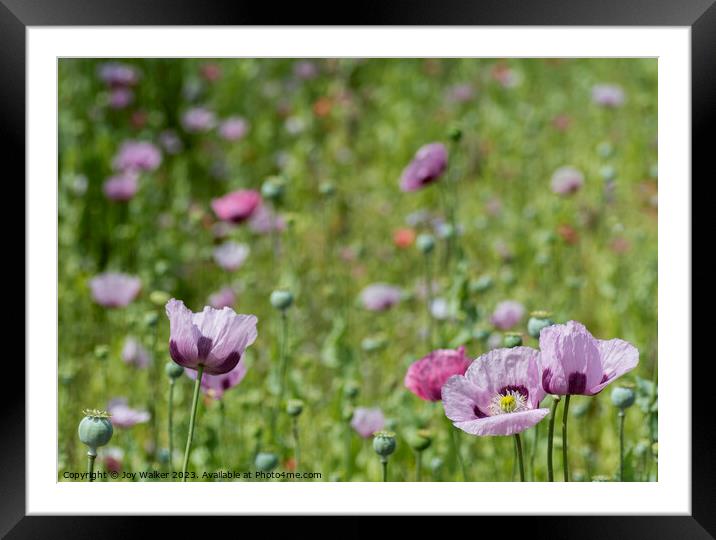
[286,399,304,417]
[165,361,185,380]
[405,428,432,452]
[261,176,286,201]
[78,410,113,455]
[150,290,171,306]
[255,452,279,472]
[447,126,463,142]
[270,289,294,310]
[372,431,397,458]
[416,233,435,254]
[611,386,636,409]
[503,332,523,348]
[527,311,555,338]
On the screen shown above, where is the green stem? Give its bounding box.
[618,410,625,481]
[515,434,525,482]
[424,252,434,349]
[450,426,467,481]
[168,379,175,469]
[547,395,561,482]
[87,451,96,482]
[344,421,353,479]
[181,364,204,482]
[273,310,289,437]
[381,458,388,482]
[292,417,300,470]
[530,421,539,481]
[562,394,571,482]
[416,450,422,482]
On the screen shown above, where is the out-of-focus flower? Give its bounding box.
[610,236,631,254]
[591,84,626,107]
[159,130,183,155]
[185,360,247,400]
[112,141,162,173]
[98,62,139,87]
[211,190,262,224]
[103,172,139,202]
[445,83,475,103]
[539,321,639,395]
[552,114,572,132]
[200,62,222,82]
[405,346,471,401]
[208,287,236,309]
[400,143,448,192]
[219,117,249,141]
[490,300,526,331]
[359,283,402,311]
[165,298,258,375]
[103,447,124,473]
[557,224,580,245]
[350,407,385,438]
[491,63,522,88]
[313,97,332,117]
[393,228,416,249]
[248,205,286,234]
[121,337,151,369]
[213,241,250,271]
[89,272,141,308]
[293,60,319,80]
[442,347,549,436]
[108,87,134,109]
[551,166,584,195]
[182,106,216,133]
[107,398,150,428]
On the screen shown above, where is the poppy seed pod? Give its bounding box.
[286,399,304,417]
[471,275,493,294]
[343,380,360,399]
[527,311,555,339]
[405,428,432,452]
[144,311,159,328]
[165,361,185,380]
[78,410,113,455]
[319,181,336,197]
[261,176,286,202]
[416,233,436,254]
[503,332,523,348]
[94,345,109,361]
[373,431,397,458]
[255,452,279,472]
[611,386,636,409]
[150,290,171,307]
[270,290,294,310]
[448,126,463,143]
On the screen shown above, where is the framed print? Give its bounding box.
[5,0,709,537]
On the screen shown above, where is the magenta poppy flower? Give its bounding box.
[551,166,584,195]
[107,398,150,429]
[103,447,124,473]
[211,189,262,224]
[121,337,151,369]
[98,62,139,87]
[185,360,247,400]
[219,117,249,141]
[213,242,250,271]
[539,321,639,396]
[399,143,448,192]
[208,287,236,309]
[112,140,162,173]
[442,347,549,436]
[103,173,138,201]
[89,272,141,308]
[351,407,385,438]
[165,299,258,375]
[490,300,526,331]
[405,346,472,401]
[248,205,286,234]
[182,107,216,133]
[108,87,134,109]
[359,283,402,311]
[591,84,626,107]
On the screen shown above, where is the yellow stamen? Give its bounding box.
[500,395,517,413]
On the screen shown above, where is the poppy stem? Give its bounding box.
[562,394,571,482]
[381,457,388,482]
[547,395,561,481]
[530,421,539,481]
[276,310,290,427]
[292,416,301,470]
[168,379,175,469]
[87,451,96,482]
[182,364,204,482]
[514,434,525,482]
[416,450,422,482]
[423,252,434,348]
[618,409,625,481]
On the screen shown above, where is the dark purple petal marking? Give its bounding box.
[221,378,232,390]
[209,351,242,375]
[567,372,587,394]
[473,404,487,418]
[542,369,553,394]
[169,340,185,364]
[600,373,610,383]
[499,384,529,399]
[197,336,213,359]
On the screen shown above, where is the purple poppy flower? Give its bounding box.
[159,130,183,155]
[551,166,584,195]
[98,62,139,87]
[185,360,247,400]
[219,117,249,141]
[182,107,216,133]
[112,140,162,173]
[351,407,385,438]
[89,272,141,308]
[490,300,526,331]
[293,60,319,80]
[208,287,236,309]
[121,337,151,369]
[103,172,139,202]
[248,205,286,234]
[399,143,448,192]
[108,87,134,109]
[165,299,258,375]
[211,189,262,224]
[591,84,626,107]
[442,347,549,436]
[107,398,150,429]
[405,346,472,402]
[446,83,475,103]
[213,242,250,271]
[359,283,402,311]
[539,321,639,396]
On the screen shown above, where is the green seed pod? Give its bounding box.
[471,275,493,294]
[634,439,650,458]
[430,456,444,473]
[144,311,159,328]
[611,386,636,409]
[473,328,490,341]
[597,141,614,158]
[372,431,397,458]
[447,126,463,143]
[165,361,185,380]
[270,289,294,310]
[261,176,286,202]
[405,428,432,452]
[255,452,279,472]
[150,290,171,306]
[600,165,617,182]
[78,410,113,455]
[527,311,555,339]
[94,345,109,361]
[416,233,436,254]
[503,332,523,348]
[286,399,304,417]
[343,380,360,400]
[361,335,387,353]
[319,181,336,197]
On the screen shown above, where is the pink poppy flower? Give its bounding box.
[399,143,448,192]
[359,283,402,311]
[107,398,150,429]
[350,407,385,438]
[551,166,584,195]
[165,299,258,375]
[442,347,549,436]
[591,84,626,107]
[539,321,639,396]
[103,447,124,473]
[208,287,236,309]
[184,360,247,400]
[108,87,134,109]
[98,62,139,87]
[213,242,250,271]
[405,346,472,401]
[490,300,526,331]
[219,117,249,141]
[89,272,141,308]
[293,60,319,80]
[121,337,151,369]
[211,189,262,224]
[182,107,216,133]
[112,140,162,173]
[103,173,138,201]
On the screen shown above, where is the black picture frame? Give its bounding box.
[4,1,707,537]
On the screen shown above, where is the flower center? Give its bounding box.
[500,395,517,412]
[489,389,528,416]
